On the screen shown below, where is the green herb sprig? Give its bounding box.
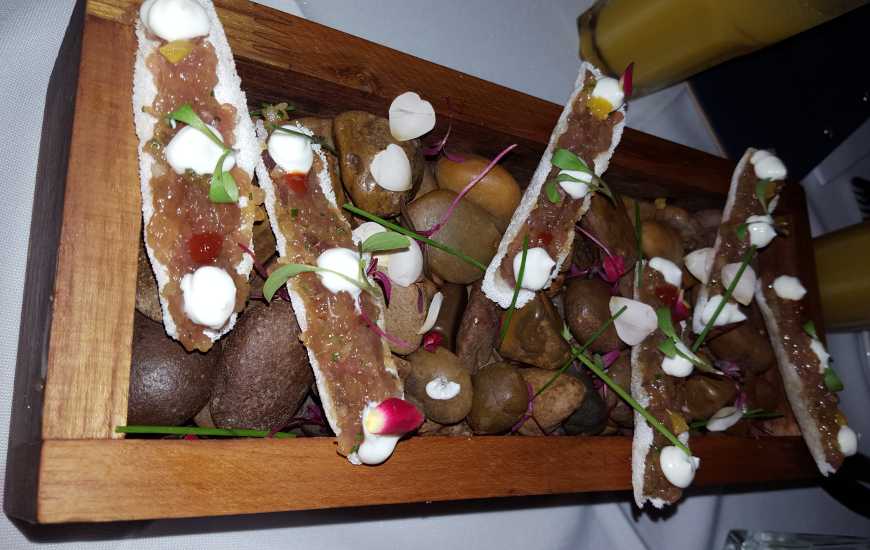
[343,203,486,271]
[691,245,757,352]
[656,307,717,374]
[535,305,627,399]
[550,148,615,203]
[579,345,692,457]
[755,178,772,213]
[116,425,296,439]
[168,104,238,203]
[801,321,844,392]
[499,235,529,345]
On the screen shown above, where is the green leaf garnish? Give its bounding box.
[803,320,818,340]
[360,231,411,254]
[691,245,757,352]
[168,103,225,149]
[736,223,748,241]
[545,180,561,204]
[343,203,486,271]
[500,235,529,345]
[824,367,844,392]
[656,307,678,340]
[209,149,239,203]
[551,148,591,173]
[263,262,373,302]
[755,178,771,213]
[658,338,678,358]
[116,425,296,439]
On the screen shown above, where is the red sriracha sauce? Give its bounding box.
[188,232,223,264]
[283,172,307,194]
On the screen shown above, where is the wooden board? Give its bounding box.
[5,0,825,524]
[37,435,815,523]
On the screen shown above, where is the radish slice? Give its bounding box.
[684,247,713,284]
[370,144,412,192]
[364,398,425,436]
[721,263,756,306]
[609,297,657,346]
[417,291,444,334]
[389,91,436,141]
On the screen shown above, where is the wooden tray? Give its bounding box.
[5,0,821,524]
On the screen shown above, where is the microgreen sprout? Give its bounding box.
[824,367,844,392]
[691,245,757,352]
[499,235,529,345]
[419,143,517,238]
[736,223,748,241]
[263,262,374,302]
[755,178,772,213]
[167,103,238,203]
[550,148,615,204]
[656,307,717,374]
[343,203,486,271]
[116,425,296,439]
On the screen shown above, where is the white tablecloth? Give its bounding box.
[1,2,867,549]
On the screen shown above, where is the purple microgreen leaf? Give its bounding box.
[620,62,635,99]
[359,305,413,349]
[416,285,425,313]
[443,150,465,163]
[576,224,614,259]
[371,270,393,305]
[422,124,451,156]
[237,241,269,280]
[602,349,621,368]
[420,143,518,238]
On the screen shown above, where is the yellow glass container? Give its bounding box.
[814,221,870,331]
[579,0,865,96]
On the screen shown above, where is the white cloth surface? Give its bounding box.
[1,1,868,549]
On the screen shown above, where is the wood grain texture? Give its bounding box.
[10,0,824,523]
[37,435,816,523]
[40,14,139,440]
[3,0,86,523]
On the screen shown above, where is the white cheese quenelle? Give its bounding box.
[558,169,592,199]
[837,426,858,456]
[514,247,556,291]
[140,0,210,42]
[659,446,700,489]
[772,275,807,301]
[352,221,423,287]
[750,149,787,181]
[180,266,236,330]
[165,124,235,175]
[661,341,694,378]
[268,124,314,174]
[316,248,365,298]
[746,214,776,248]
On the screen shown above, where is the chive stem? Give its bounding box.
[116,425,297,439]
[534,305,626,399]
[691,245,757,352]
[581,351,692,456]
[343,203,486,271]
[499,235,529,345]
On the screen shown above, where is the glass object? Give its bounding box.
[814,220,870,331]
[724,530,870,549]
[579,0,866,96]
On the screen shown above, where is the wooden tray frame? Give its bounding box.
[5,0,822,524]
